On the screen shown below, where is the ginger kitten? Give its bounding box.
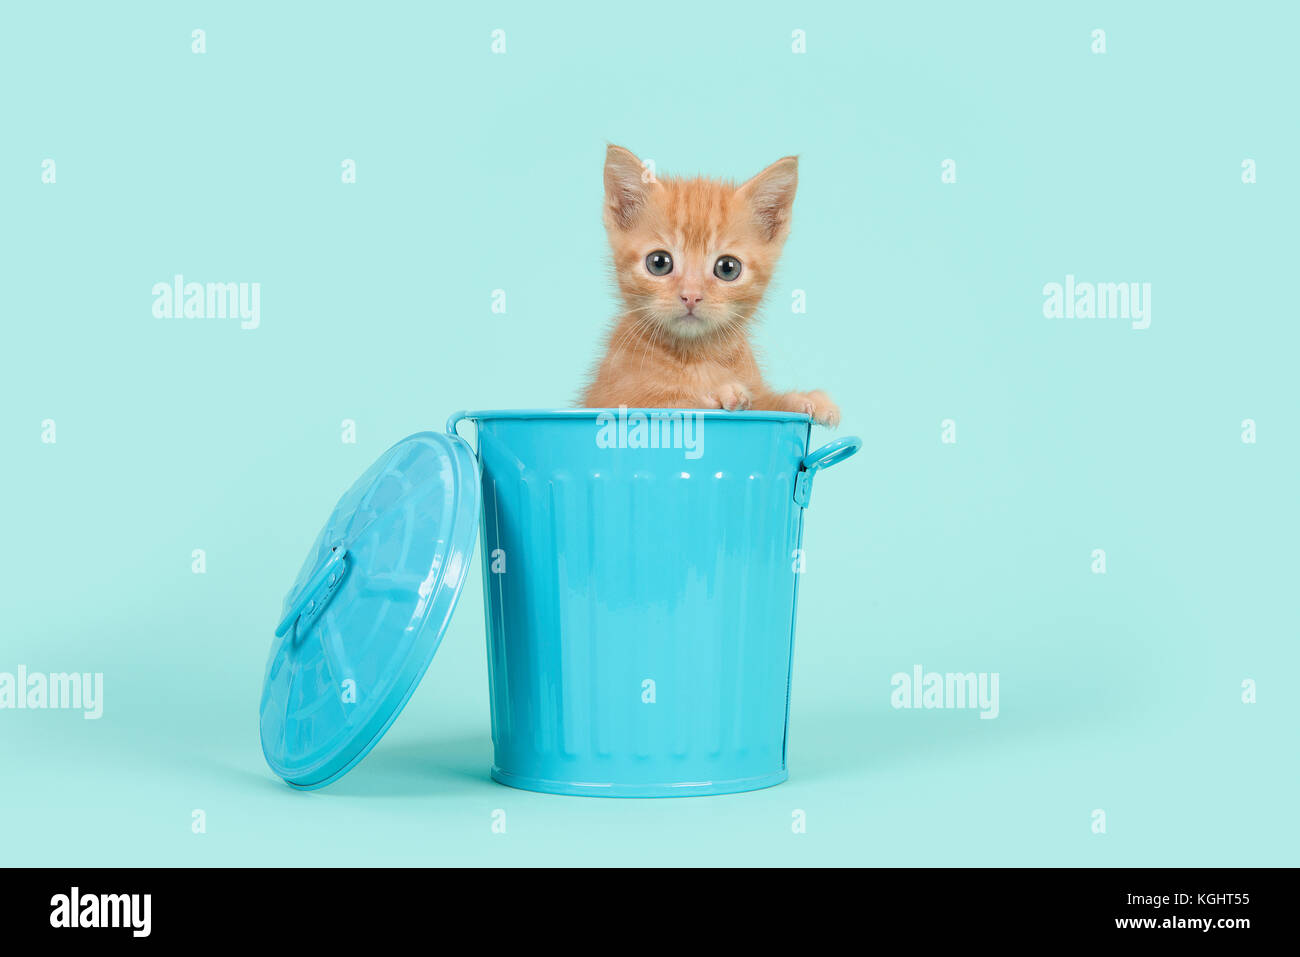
[580,145,840,427]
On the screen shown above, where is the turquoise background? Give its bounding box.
[2,1,1296,865]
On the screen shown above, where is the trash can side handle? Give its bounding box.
[446,411,474,446]
[801,435,861,475]
[794,435,861,507]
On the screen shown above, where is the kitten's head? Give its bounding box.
[603,145,797,344]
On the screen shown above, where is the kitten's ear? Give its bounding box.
[604,145,652,230]
[736,156,798,242]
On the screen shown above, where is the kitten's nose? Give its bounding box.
[680,292,703,309]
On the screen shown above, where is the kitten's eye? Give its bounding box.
[713,255,742,281]
[645,251,673,276]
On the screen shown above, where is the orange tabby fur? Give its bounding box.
[580,145,840,426]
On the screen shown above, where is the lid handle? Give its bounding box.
[274,545,350,638]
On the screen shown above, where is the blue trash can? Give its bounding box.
[260,409,859,795]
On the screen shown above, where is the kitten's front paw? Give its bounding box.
[794,389,840,428]
[708,382,753,412]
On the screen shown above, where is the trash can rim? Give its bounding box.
[451,407,815,425]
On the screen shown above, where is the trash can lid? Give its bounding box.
[259,430,480,789]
